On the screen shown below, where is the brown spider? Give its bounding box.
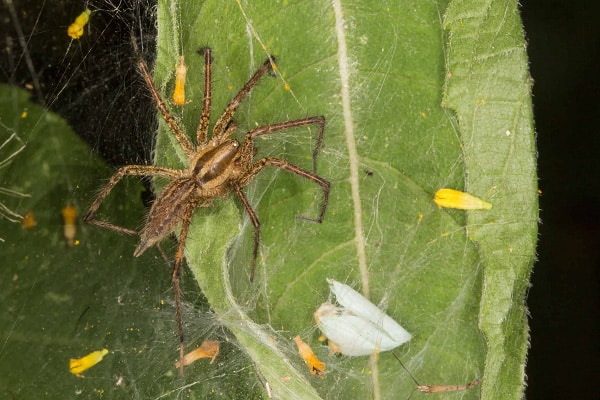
[84,45,330,377]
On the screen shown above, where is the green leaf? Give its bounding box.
[0,85,263,398]
[149,0,535,399]
[443,1,537,398]
[0,0,535,398]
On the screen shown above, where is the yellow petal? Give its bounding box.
[69,349,109,376]
[174,340,219,368]
[294,336,326,378]
[21,211,37,229]
[67,9,91,39]
[434,188,492,210]
[172,56,189,106]
[62,205,78,245]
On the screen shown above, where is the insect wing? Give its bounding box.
[316,304,408,356]
[314,280,412,356]
[328,280,412,346]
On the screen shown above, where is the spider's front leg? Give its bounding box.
[84,165,181,236]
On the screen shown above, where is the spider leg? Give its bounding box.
[233,157,329,280]
[232,185,261,282]
[244,116,325,173]
[196,47,212,145]
[212,57,275,141]
[84,165,181,235]
[134,40,195,157]
[171,200,197,378]
[240,157,330,223]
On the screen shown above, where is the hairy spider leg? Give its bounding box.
[231,186,260,281]
[84,165,181,234]
[171,200,197,378]
[234,154,330,281]
[137,55,195,158]
[196,47,212,145]
[245,116,325,173]
[211,57,275,142]
[241,117,329,221]
[242,157,329,223]
[83,164,189,376]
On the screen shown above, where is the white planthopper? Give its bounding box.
[314,279,412,356]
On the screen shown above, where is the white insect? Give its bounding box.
[314,279,412,356]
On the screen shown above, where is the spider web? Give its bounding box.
[0,0,491,399]
[0,1,263,398]
[153,1,485,400]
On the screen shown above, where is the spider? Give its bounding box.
[84,43,330,377]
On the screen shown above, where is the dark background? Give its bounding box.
[522,1,599,398]
[1,1,598,398]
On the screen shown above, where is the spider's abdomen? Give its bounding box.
[134,177,198,257]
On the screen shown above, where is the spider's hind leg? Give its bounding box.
[171,201,197,378]
[232,185,261,282]
[232,156,330,281]
[84,165,181,237]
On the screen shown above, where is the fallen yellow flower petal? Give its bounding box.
[172,56,189,106]
[21,211,36,229]
[174,340,219,369]
[69,349,109,377]
[61,205,78,245]
[434,188,492,210]
[294,336,326,378]
[67,9,91,40]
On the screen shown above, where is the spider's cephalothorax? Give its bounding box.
[84,45,330,376]
[133,138,242,257]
